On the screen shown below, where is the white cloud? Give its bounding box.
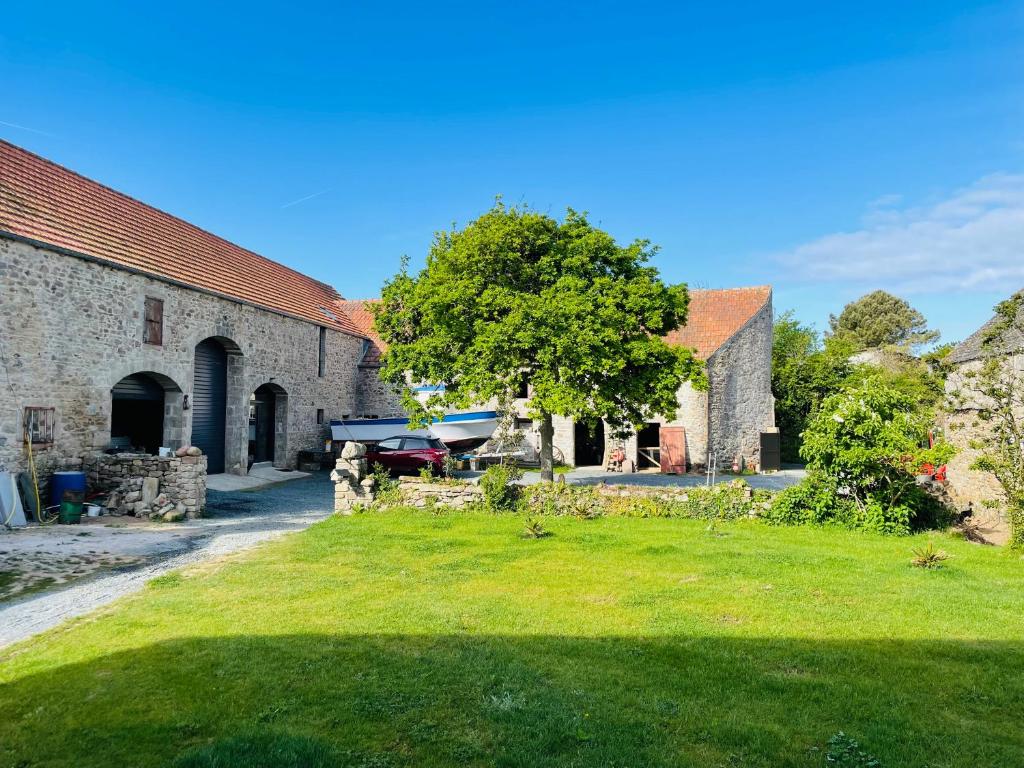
[778,173,1024,293]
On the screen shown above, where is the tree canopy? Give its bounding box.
[828,290,938,351]
[373,202,704,480]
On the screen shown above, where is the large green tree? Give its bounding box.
[771,312,853,462]
[373,203,704,481]
[829,290,939,351]
[773,310,947,463]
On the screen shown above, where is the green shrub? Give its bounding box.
[371,462,401,507]
[480,463,523,513]
[765,471,952,535]
[526,480,757,521]
[673,480,754,520]
[522,517,551,538]
[764,473,857,528]
[910,541,950,569]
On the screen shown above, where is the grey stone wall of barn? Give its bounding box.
[355,364,406,418]
[704,299,775,470]
[942,357,1021,531]
[0,236,362,478]
[615,300,774,473]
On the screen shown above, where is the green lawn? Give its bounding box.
[1,511,1022,767]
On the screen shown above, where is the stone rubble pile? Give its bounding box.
[85,451,207,520]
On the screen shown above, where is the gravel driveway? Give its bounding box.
[0,474,333,649]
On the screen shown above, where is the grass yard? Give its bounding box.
[1,511,1022,768]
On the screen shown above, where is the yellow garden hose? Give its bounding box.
[24,436,47,525]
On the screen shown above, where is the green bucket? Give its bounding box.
[58,490,84,524]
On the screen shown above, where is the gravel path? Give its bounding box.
[0,475,333,649]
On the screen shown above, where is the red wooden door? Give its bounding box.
[659,427,687,474]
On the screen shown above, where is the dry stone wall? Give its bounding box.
[85,452,207,520]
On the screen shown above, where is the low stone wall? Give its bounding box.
[395,476,484,508]
[85,453,207,520]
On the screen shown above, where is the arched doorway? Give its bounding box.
[248,383,287,467]
[574,419,605,467]
[110,372,182,454]
[192,338,229,473]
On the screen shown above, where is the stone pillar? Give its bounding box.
[331,441,375,514]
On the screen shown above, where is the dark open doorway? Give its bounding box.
[637,422,661,469]
[249,385,277,465]
[573,420,605,467]
[111,373,166,454]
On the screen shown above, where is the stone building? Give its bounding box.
[341,287,775,471]
[943,294,1024,541]
[567,285,776,471]
[0,140,365,483]
[336,300,406,418]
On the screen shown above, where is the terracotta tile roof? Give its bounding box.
[664,286,772,359]
[336,299,385,365]
[0,140,363,337]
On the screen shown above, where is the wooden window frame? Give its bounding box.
[143,297,164,346]
[24,406,55,446]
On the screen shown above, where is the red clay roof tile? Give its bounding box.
[336,299,384,365]
[664,286,772,359]
[0,140,363,337]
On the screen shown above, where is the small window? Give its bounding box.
[515,417,534,430]
[316,408,325,425]
[376,438,402,451]
[318,327,327,377]
[24,406,55,445]
[514,380,529,399]
[143,297,163,345]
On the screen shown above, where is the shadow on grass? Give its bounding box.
[1,633,1022,767]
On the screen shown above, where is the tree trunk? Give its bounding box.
[539,411,554,482]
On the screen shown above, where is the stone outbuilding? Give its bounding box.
[584,285,776,472]
[0,140,366,485]
[943,293,1024,542]
[340,287,775,472]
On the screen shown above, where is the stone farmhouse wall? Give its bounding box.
[943,357,1022,531]
[356,364,406,418]
[704,299,775,467]
[0,237,362,477]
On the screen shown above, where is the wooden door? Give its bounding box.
[659,427,687,474]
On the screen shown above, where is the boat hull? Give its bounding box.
[331,410,498,451]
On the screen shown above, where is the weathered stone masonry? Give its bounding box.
[0,236,362,478]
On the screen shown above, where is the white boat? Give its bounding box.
[331,410,498,451]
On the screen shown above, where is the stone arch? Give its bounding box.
[109,371,184,454]
[192,335,245,474]
[248,382,289,468]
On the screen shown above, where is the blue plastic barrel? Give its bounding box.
[50,471,87,506]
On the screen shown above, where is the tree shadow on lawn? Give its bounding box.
[1,633,1021,768]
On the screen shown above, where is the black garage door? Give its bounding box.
[192,339,227,473]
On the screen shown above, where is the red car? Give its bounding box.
[365,436,449,475]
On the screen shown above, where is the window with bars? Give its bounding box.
[24,406,55,445]
[143,297,164,345]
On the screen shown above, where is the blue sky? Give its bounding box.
[3,1,1023,343]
